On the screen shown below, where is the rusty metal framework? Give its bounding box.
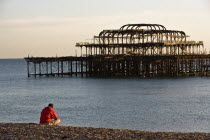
[76,24,204,56]
[25,24,210,78]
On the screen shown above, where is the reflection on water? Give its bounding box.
[0,59,210,132]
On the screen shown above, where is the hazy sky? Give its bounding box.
[0,0,209,58]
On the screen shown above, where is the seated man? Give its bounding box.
[40,103,60,125]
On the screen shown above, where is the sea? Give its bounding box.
[0,59,210,132]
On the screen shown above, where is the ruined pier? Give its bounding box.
[25,24,210,77]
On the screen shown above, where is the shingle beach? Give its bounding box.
[0,123,210,140]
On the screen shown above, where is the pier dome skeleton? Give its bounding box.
[25,24,210,78]
[76,24,203,56]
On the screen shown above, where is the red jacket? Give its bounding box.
[40,106,58,123]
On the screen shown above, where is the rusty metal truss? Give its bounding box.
[25,24,210,78]
[76,24,204,56]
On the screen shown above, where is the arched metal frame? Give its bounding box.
[76,24,204,56]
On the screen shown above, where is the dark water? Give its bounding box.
[0,59,210,132]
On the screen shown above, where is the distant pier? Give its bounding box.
[24,24,210,78]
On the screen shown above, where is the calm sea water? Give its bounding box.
[0,59,210,132]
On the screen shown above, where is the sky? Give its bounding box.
[0,0,209,58]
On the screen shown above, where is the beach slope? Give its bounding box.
[0,123,210,140]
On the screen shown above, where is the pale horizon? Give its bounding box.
[0,0,209,58]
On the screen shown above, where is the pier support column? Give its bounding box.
[68,61,70,76]
[86,59,88,77]
[39,63,41,76]
[27,62,30,77]
[81,60,83,77]
[50,61,53,75]
[34,63,36,77]
[70,61,73,76]
[61,61,63,77]
[76,61,78,76]
[57,61,60,76]
[46,62,49,77]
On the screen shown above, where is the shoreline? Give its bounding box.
[1,123,210,140]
